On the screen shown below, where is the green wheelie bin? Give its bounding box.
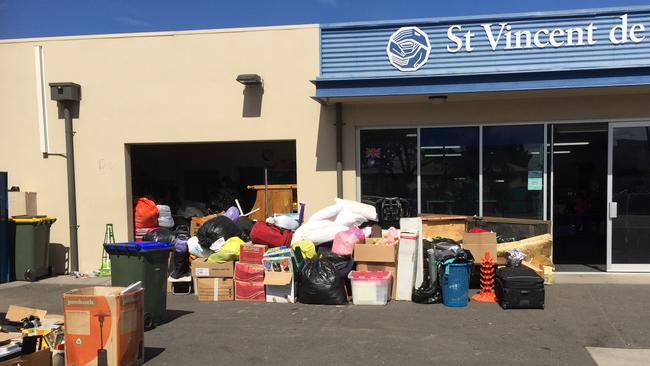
[10,216,56,281]
[104,241,173,329]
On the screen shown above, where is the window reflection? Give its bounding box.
[359,129,417,215]
[420,127,479,215]
[483,125,545,219]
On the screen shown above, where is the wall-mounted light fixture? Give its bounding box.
[428,95,448,105]
[236,74,263,86]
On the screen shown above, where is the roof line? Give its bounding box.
[321,5,650,30]
[0,23,318,44]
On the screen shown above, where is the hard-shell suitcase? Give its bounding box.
[495,266,545,309]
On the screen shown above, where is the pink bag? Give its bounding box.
[332,227,365,256]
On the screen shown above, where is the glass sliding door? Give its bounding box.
[607,122,650,271]
[359,128,418,215]
[482,125,545,219]
[420,127,479,215]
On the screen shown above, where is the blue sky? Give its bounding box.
[1,0,649,39]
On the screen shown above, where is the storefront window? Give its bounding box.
[359,129,417,215]
[483,125,545,219]
[420,127,479,215]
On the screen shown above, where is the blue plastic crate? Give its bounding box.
[104,241,172,254]
[441,262,473,307]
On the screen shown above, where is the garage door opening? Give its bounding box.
[128,141,297,231]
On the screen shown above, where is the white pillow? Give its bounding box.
[292,220,348,245]
[307,202,343,222]
[334,206,368,227]
[335,198,377,221]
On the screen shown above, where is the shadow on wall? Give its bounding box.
[242,85,263,118]
[49,243,69,275]
[315,104,337,172]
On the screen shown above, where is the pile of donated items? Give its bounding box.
[133,197,501,306]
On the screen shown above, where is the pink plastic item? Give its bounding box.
[332,226,365,256]
[348,271,390,280]
[382,227,399,245]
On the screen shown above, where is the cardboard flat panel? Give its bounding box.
[5,305,47,323]
[263,271,292,286]
[120,309,137,335]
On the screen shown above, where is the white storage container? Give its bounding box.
[348,270,391,305]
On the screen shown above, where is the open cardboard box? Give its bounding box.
[263,272,296,303]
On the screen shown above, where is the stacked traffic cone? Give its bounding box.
[471,251,496,303]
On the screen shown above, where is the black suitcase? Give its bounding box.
[495,266,545,309]
[375,197,410,229]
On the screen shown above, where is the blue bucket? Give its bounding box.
[441,262,473,307]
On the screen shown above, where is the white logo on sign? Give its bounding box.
[386,26,431,71]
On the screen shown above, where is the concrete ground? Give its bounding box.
[1,274,649,366]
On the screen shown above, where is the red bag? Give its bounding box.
[249,222,293,247]
[134,197,159,229]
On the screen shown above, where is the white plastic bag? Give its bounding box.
[157,205,175,228]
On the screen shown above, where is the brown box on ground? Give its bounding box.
[0,349,51,366]
[191,259,234,278]
[190,214,218,236]
[63,287,144,366]
[356,262,397,300]
[239,243,267,265]
[354,240,397,263]
[463,232,497,262]
[196,278,234,301]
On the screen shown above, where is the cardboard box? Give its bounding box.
[7,191,37,218]
[396,231,418,301]
[234,262,265,282]
[196,278,234,301]
[239,244,267,265]
[263,272,296,303]
[191,259,234,278]
[354,241,397,263]
[0,349,51,366]
[63,287,144,366]
[356,262,396,300]
[462,232,497,263]
[234,280,265,301]
[190,214,218,236]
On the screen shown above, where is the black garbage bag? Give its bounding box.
[432,238,462,262]
[143,228,175,243]
[321,252,354,279]
[412,280,442,304]
[197,216,248,248]
[299,255,348,305]
[234,216,254,236]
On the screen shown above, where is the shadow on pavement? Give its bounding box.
[144,347,165,363]
[162,309,193,325]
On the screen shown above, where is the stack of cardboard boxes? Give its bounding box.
[353,238,398,300]
[234,244,267,301]
[191,259,234,301]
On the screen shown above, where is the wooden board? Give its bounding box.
[420,214,468,241]
[247,184,297,221]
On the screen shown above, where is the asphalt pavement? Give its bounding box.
[1,275,649,366]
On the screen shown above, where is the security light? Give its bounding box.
[236,74,263,85]
[428,95,448,105]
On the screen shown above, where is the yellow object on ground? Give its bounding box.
[292,240,316,259]
[207,237,244,263]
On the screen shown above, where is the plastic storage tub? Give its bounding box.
[104,241,172,329]
[441,262,473,307]
[348,270,391,305]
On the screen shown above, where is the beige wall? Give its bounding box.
[0,25,337,273]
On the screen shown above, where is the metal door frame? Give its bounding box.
[607,121,650,272]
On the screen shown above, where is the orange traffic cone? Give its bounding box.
[472,251,497,303]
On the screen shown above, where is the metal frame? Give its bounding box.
[607,120,650,272]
